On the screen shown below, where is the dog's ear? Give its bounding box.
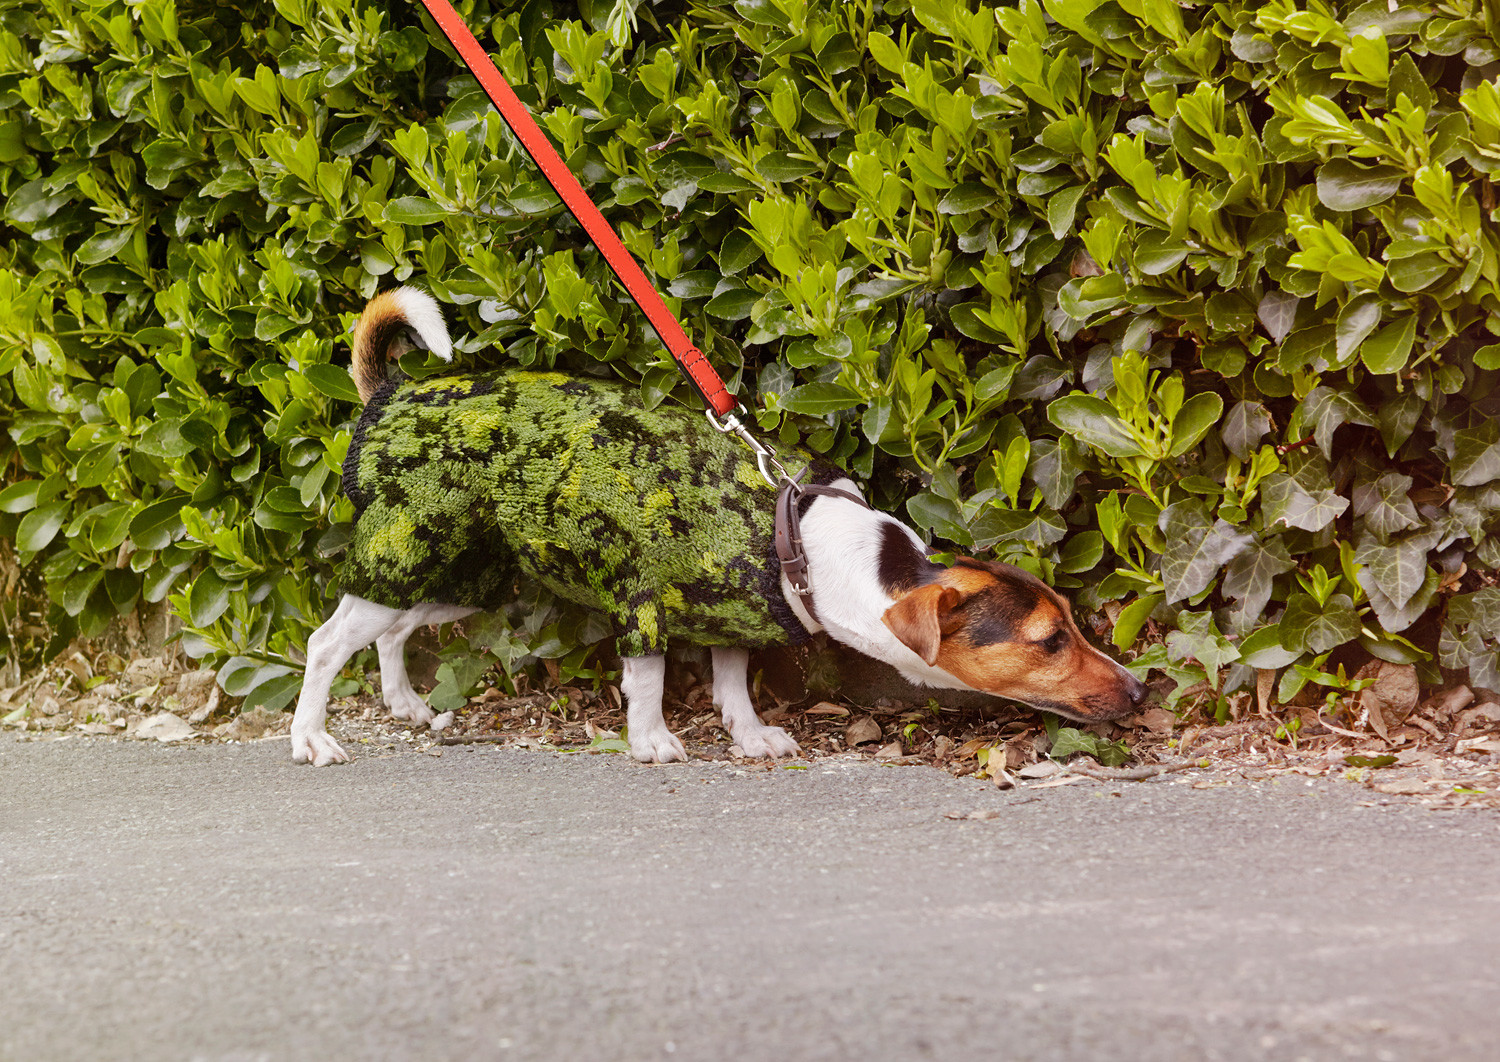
[882,583,965,666]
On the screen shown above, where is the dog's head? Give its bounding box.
[882,556,1146,722]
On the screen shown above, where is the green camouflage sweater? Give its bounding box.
[341,368,827,655]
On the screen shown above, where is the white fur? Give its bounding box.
[290,596,475,766]
[387,286,453,362]
[713,647,799,757]
[780,481,973,691]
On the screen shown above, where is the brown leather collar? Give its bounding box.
[774,478,870,628]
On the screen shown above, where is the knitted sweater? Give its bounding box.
[340,368,834,656]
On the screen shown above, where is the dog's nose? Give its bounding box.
[1127,674,1148,707]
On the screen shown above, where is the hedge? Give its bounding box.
[2,0,1499,717]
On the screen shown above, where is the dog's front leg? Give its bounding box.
[711,647,800,759]
[621,655,686,763]
[291,596,402,766]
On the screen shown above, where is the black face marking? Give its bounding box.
[878,522,940,594]
[958,578,1046,647]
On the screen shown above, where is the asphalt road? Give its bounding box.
[2,732,1497,1062]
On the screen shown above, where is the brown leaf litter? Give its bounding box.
[4,643,1500,810]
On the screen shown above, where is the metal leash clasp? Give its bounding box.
[706,404,796,488]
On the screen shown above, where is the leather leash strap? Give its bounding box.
[774,482,871,627]
[415,0,736,418]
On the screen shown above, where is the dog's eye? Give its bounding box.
[1041,630,1066,654]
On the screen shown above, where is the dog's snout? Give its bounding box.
[1126,673,1148,708]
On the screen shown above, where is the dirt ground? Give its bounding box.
[5,629,1500,811]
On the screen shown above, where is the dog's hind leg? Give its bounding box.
[291,595,403,766]
[711,647,800,759]
[622,654,687,763]
[376,603,478,724]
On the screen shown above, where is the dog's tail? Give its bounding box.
[349,286,453,404]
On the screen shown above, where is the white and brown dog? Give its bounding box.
[289,289,1146,766]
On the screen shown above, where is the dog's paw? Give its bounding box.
[629,727,687,764]
[732,723,800,759]
[291,727,350,767]
[386,687,434,725]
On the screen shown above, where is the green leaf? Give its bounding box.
[0,480,43,513]
[1335,295,1381,362]
[1316,159,1403,210]
[937,183,1000,215]
[1112,594,1161,651]
[1168,392,1223,457]
[1237,625,1300,669]
[778,382,861,415]
[1361,315,1416,374]
[1134,230,1190,275]
[302,363,361,404]
[1046,394,1142,457]
[4,179,70,225]
[188,568,232,627]
[704,287,760,320]
[1046,185,1086,237]
[1058,530,1104,573]
[384,196,447,224]
[1387,254,1450,292]
[17,500,70,552]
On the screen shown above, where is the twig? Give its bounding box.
[1064,758,1202,782]
[437,733,511,745]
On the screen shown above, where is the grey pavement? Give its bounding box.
[2,732,1498,1062]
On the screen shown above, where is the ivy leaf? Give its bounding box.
[1221,400,1271,459]
[1361,565,1439,634]
[1257,290,1300,343]
[1280,593,1360,654]
[969,507,1067,549]
[1260,472,1349,532]
[1351,471,1420,539]
[1166,610,1241,683]
[1452,419,1500,487]
[1299,386,1374,457]
[1449,587,1500,639]
[1354,534,1429,610]
[907,492,970,545]
[1221,535,1296,626]
[1026,437,1083,509]
[1157,500,1253,604]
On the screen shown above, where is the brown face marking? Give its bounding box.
[882,558,1146,722]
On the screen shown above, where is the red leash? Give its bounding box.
[415,0,736,419]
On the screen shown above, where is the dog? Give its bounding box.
[288,287,1147,766]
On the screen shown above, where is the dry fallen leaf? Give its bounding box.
[845,716,881,746]
[1018,760,1061,780]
